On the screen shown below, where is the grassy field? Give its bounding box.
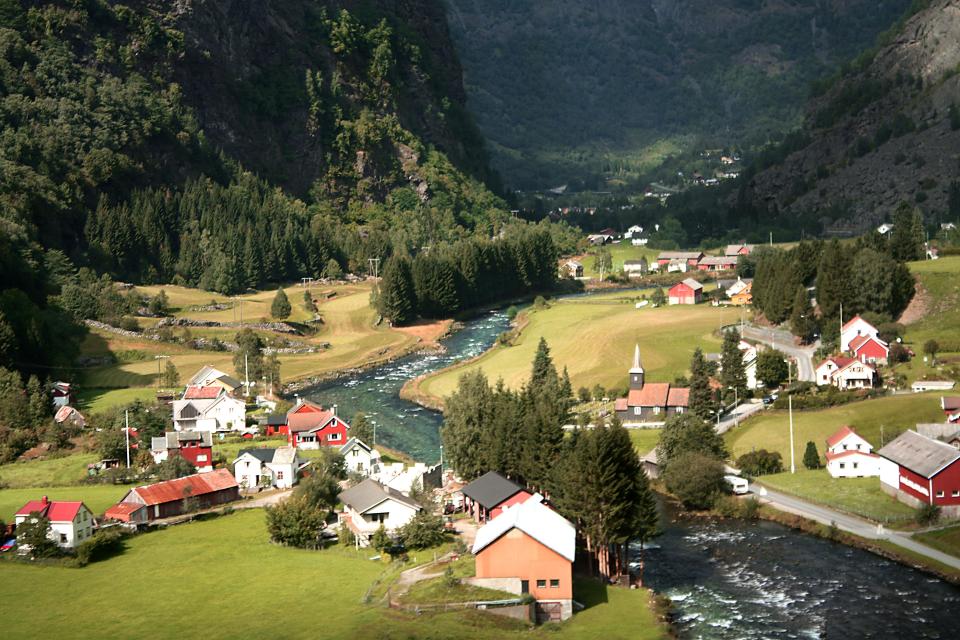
[0,484,131,520]
[902,256,960,349]
[0,454,100,489]
[78,281,425,414]
[914,524,960,559]
[725,393,944,461]
[0,508,669,639]
[629,429,661,455]
[759,469,917,524]
[417,293,739,404]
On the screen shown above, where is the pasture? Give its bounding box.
[759,470,916,524]
[0,509,668,640]
[724,393,944,461]
[417,293,739,404]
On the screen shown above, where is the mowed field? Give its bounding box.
[0,509,668,640]
[725,393,945,461]
[80,281,425,412]
[759,470,917,523]
[418,292,740,403]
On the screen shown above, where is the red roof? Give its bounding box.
[850,334,888,354]
[667,387,690,407]
[287,399,326,416]
[819,356,855,370]
[183,386,223,400]
[628,383,670,407]
[128,469,238,506]
[104,502,145,522]
[943,397,960,411]
[287,411,337,433]
[15,499,85,522]
[826,425,856,448]
[614,398,628,411]
[825,449,878,461]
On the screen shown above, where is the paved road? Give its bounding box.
[753,484,960,570]
[716,401,764,434]
[741,325,818,382]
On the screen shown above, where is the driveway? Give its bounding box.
[741,325,818,383]
[753,483,960,571]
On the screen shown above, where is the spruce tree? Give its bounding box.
[271,288,291,320]
[303,289,317,313]
[789,286,817,343]
[351,412,374,445]
[815,239,851,323]
[803,441,821,469]
[530,337,558,387]
[687,348,715,421]
[379,256,416,325]
[720,330,746,403]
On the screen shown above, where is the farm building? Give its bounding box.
[668,278,703,305]
[471,494,576,622]
[656,251,703,267]
[107,469,240,522]
[14,497,96,550]
[824,426,880,478]
[338,478,421,544]
[187,365,243,395]
[697,256,738,271]
[263,413,288,436]
[561,259,584,278]
[623,259,647,277]
[462,471,532,523]
[942,397,960,423]
[615,344,689,422]
[150,430,214,472]
[54,405,86,428]
[916,423,960,448]
[725,244,753,257]
[878,430,960,517]
[51,381,74,408]
[912,380,956,393]
[286,399,350,449]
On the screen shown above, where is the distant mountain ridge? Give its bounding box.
[745,0,960,232]
[446,0,912,189]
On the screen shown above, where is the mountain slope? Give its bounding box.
[446,0,912,189]
[745,0,960,232]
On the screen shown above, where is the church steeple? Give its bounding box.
[629,343,644,390]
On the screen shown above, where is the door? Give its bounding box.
[535,602,562,623]
[520,580,529,594]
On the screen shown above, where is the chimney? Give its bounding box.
[332,404,337,416]
[42,496,48,505]
[294,394,302,406]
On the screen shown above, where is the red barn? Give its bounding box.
[668,278,704,305]
[107,469,240,521]
[878,430,960,517]
[286,399,350,449]
[848,334,889,364]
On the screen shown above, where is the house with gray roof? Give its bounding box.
[338,478,421,544]
[461,471,531,523]
[232,446,308,490]
[878,430,960,516]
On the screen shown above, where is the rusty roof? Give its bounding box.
[128,469,237,506]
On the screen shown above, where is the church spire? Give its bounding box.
[629,343,644,390]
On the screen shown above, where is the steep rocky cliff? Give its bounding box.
[745,0,960,231]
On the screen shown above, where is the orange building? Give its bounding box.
[730,281,752,306]
[471,495,576,622]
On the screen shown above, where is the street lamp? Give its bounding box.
[155,355,170,390]
[728,385,739,427]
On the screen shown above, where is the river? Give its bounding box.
[304,305,959,639]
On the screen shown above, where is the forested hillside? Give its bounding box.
[0,0,572,384]
[744,0,960,232]
[446,0,912,189]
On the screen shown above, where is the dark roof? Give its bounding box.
[266,413,287,426]
[238,448,276,464]
[877,431,960,478]
[461,471,525,510]
[338,478,420,513]
[216,374,242,389]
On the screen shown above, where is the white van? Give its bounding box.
[724,475,750,495]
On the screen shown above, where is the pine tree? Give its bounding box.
[530,338,558,387]
[440,370,494,479]
[687,348,714,421]
[651,287,666,306]
[803,441,821,469]
[789,286,817,343]
[271,288,291,320]
[303,289,317,313]
[815,239,851,323]
[720,330,746,403]
[890,202,924,262]
[161,361,180,388]
[379,256,416,325]
[351,412,374,445]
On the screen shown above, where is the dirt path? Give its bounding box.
[391,552,454,598]
[898,279,931,325]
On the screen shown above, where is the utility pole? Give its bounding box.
[789,395,796,474]
[367,258,381,279]
[244,353,250,398]
[769,231,773,247]
[155,354,169,390]
[125,410,131,469]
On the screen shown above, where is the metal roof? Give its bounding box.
[236,448,276,464]
[877,430,960,478]
[461,471,525,510]
[472,495,576,562]
[338,478,420,513]
[127,469,238,506]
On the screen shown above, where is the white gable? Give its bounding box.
[472,495,576,562]
[829,431,874,455]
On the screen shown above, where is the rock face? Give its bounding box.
[745,0,960,232]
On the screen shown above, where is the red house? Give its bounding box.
[264,413,288,436]
[878,430,960,517]
[848,334,889,365]
[942,397,960,423]
[461,471,533,523]
[286,399,350,449]
[668,278,704,305]
[696,256,738,271]
[150,431,214,472]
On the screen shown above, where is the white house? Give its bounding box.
[188,365,243,395]
[824,426,881,478]
[623,260,647,277]
[374,462,440,495]
[172,386,248,433]
[815,357,875,389]
[232,447,307,490]
[14,497,95,550]
[338,478,422,545]
[624,225,643,238]
[739,340,762,389]
[340,437,381,476]
[877,223,894,236]
[840,315,879,352]
[725,277,752,298]
[631,236,649,246]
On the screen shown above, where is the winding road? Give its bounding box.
[740,325,819,383]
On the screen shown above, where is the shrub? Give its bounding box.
[338,522,356,548]
[917,504,941,526]
[736,449,784,476]
[662,451,725,510]
[740,497,760,520]
[398,511,446,550]
[370,525,391,552]
[505,305,519,320]
[271,288,292,320]
[803,441,821,469]
[118,316,140,332]
[264,498,326,549]
[533,295,548,310]
[74,528,126,566]
[577,386,591,403]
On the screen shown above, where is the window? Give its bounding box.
[196,454,207,462]
[59,533,67,543]
[328,433,342,442]
[676,407,684,414]
[520,580,529,594]
[653,406,661,415]
[536,580,546,588]
[276,471,284,480]
[839,463,845,469]
[936,490,945,498]
[952,490,959,497]
[550,579,560,588]
[634,407,641,416]
[853,463,858,470]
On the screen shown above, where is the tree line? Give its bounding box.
[441,339,658,580]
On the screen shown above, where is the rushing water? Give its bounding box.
[303,299,957,639]
[303,310,511,462]
[641,512,960,639]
